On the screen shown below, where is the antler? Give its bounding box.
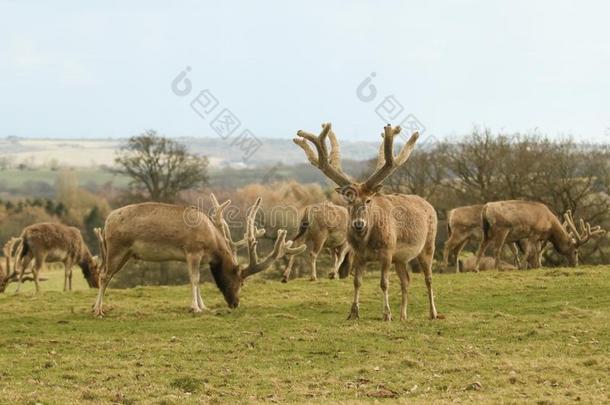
[242,197,306,278]
[209,194,259,261]
[294,123,352,187]
[363,124,419,191]
[563,210,606,247]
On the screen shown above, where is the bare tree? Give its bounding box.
[114,130,208,202]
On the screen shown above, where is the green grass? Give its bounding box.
[1,266,609,403]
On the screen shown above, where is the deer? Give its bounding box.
[294,123,440,321]
[11,223,100,293]
[281,201,351,282]
[474,200,606,271]
[92,194,305,317]
[0,238,31,293]
[442,204,541,272]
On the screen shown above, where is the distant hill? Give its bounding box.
[0,136,380,169]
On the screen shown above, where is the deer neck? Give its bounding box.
[549,218,572,254]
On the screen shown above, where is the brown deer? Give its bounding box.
[12,223,100,293]
[92,195,305,317]
[0,238,27,292]
[294,123,439,321]
[281,201,350,282]
[443,204,538,272]
[474,201,605,271]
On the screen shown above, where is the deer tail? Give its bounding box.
[482,205,492,239]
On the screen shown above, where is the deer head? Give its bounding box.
[562,210,606,266]
[210,195,306,307]
[81,255,101,288]
[294,123,418,235]
[0,238,20,293]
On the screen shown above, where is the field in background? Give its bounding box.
[0,266,609,403]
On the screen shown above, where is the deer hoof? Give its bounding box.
[400,314,407,322]
[309,276,317,282]
[347,304,359,320]
[280,277,288,283]
[328,272,337,279]
[383,313,392,322]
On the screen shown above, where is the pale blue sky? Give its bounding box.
[1,1,609,141]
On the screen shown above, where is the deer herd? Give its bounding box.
[0,123,606,322]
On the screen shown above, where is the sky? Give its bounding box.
[0,0,609,142]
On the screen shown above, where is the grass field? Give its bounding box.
[0,265,609,403]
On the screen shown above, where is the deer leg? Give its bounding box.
[379,256,392,321]
[418,240,439,320]
[453,238,469,273]
[347,262,364,320]
[32,256,44,294]
[93,249,130,317]
[443,234,464,273]
[510,242,523,270]
[310,235,327,281]
[196,286,206,311]
[68,263,73,291]
[15,255,32,293]
[64,261,74,292]
[441,238,452,272]
[395,261,410,321]
[186,253,204,313]
[474,236,492,273]
[281,254,296,283]
[493,230,510,270]
[536,241,547,268]
[330,244,349,279]
[328,249,339,279]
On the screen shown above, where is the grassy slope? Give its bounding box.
[0,266,609,404]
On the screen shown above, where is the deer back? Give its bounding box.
[104,202,233,264]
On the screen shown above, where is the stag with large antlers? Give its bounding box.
[281,201,350,282]
[474,201,606,271]
[11,223,100,293]
[294,123,439,321]
[92,195,305,317]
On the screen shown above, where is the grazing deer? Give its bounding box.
[0,238,25,292]
[11,223,100,293]
[92,195,305,317]
[281,201,350,282]
[443,204,538,272]
[474,201,606,271]
[294,123,439,321]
